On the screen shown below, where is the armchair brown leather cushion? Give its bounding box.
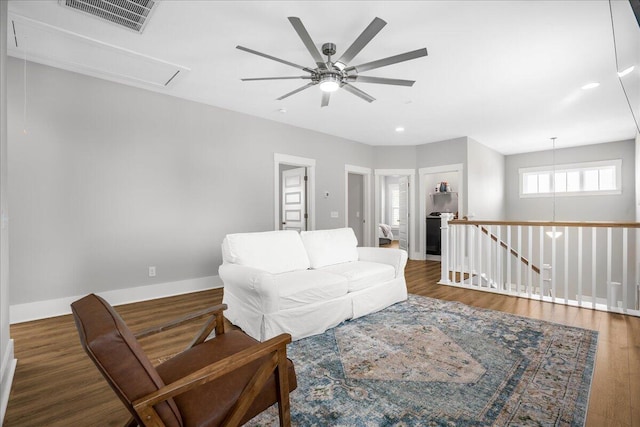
[71,294,182,427]
[156,330,297,426]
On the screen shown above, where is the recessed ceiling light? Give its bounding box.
[581,82,600,90]
[278,108,287,114]
[395,127,405,132]
[618,66,635,77]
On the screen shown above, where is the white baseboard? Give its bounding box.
[9,275,223,324]
[1,339,16,425]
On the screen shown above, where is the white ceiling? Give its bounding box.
[6,0,640,154]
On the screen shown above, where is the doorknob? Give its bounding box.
[282,222,286,225]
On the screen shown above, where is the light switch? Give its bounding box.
[331,211,339,218]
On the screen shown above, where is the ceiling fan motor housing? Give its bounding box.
[322,42,337,56]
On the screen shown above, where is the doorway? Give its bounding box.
[374,169,415,257]
[344,164,371,247]
[274,154,316,231]
[418,164,464,260]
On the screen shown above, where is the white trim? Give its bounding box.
[274,153,316,231]
[374,169,417,259]
[9,275,222,324]
[0,339,16,425]
[345,164,372,247]
[419,164,465,261]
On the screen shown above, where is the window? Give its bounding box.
[520,159,621,197]
[390,184,400,225]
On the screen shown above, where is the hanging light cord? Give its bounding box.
[22,39,27,135]
[608,0,640,134]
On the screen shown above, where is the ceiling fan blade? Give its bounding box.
[276,82,316,100]
[346,76,415,86]
[241,76,312,81]
[321,91,330,108]
[345,48,428,73]
[288,17,328,70]
[236,45,313,73]
[335,17,387,68]
[341,83,375,103]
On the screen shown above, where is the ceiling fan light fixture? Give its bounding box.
[319,74,341,92]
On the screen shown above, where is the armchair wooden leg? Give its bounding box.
[276,348,291,427]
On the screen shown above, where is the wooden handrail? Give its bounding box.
[451,219,640,228]
[477,225,540,274]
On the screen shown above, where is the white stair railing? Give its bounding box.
[439,217,640,317]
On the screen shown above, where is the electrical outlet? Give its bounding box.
[331,211,339,218]
[148,266,156,277]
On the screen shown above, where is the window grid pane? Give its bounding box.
[584,170,598,191]
[567,171,580,192]
[538,173,550,193]
[555,172,567,192]
[599,167,615,190]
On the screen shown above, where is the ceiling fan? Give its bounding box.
[236,17,428,107]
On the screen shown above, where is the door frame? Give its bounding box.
[418,163,464,260]
[344,164,372,247]
[274,153,316,231]
[374,169,416,259]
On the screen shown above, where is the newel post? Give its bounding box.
[440,213,455,284]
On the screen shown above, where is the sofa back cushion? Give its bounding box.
[222,230,310,274]
[300,228,359,269]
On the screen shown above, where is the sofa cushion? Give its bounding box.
[223,230,310,274]
[300,228,359,268]
[274,270,348,310]
[318,261,396,292]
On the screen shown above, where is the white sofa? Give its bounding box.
[219,228,408,341]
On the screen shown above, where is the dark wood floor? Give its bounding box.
[5,260,640,426]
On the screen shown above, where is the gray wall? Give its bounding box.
[372,146,417,169]
[7,59,373,305]
[505,140,636,221]
[1,1,15,421]
[467,137,505,220]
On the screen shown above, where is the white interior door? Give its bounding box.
[398,176,409,251]
[281,167,307,231]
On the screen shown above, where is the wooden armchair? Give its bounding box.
[71,294,296,427]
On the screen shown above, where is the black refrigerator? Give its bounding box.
[426,214,441,255]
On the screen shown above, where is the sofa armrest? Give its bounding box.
[357,247,408,278]
[218,263,280,313]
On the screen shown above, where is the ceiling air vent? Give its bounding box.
[59,0,156,33]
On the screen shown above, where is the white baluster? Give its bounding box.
[623,228,628,313]
[578,227,583,307]
[564,226,569,304]
[592,227,597,309]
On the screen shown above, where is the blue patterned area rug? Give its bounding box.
[247,295,598,426]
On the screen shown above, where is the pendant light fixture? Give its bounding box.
[546,137,562,239]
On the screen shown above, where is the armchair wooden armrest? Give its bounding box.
[135,303,227,349]
[133,333,293,427]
